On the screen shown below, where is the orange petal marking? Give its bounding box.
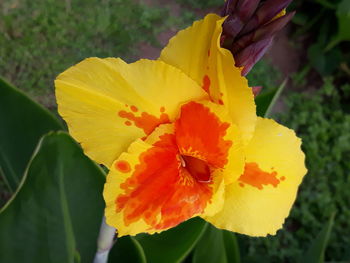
[115,160,131,173]
[130,105,138,112]
[239,162,281,190]
[175,101,232,169]
[202,75,211,93]
[118,107,170,135]
[115,133,213,230]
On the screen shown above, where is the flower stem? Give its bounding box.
[93,217,117,263]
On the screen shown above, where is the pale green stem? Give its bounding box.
[93,217,117,263]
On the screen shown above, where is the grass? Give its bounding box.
[176,0,222,9]
[0,0,167,107]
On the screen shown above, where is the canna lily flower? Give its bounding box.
[55,14,306,237]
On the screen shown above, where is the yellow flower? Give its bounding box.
[55,14,307,237]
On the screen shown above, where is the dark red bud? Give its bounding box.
[222,15,245,39]
[222,0,261,39]
[235,37,273,76]
[253,11,295,42]
[231,12,294,54]
[240,0,293,35]
[221,0,236,16]
[236,0,261,23]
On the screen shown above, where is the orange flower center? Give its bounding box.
[180,155,211,183]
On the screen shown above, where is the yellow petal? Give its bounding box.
[160,14,256,144]
[204,117,307,236]
[104,124,223,236]
[55,58,206,167]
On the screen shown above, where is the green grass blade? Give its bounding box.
[255,79,287,118]
[301,212,336,263]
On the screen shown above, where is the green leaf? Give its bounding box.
[192,226,240,263]
[136,217,208,263]
[222,230,240,263]
[255,80,287,117]
[108,236,146,263]
[0,77,63,193]
[337,0,350,41]
[301,212,336,263]
[193,225,227,263]
[0,132,105,263]
[308,43,342,75]
[325,0,350,50]
[314,0,337,9]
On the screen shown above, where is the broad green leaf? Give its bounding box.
[0,77,63,193]
[325,0,350,50]
[193,225,227,263]
[192,226,240,263]
[108,236,146,263]
[136,217,208,263]
[255,80,286,117]
[0,132,105,263]
[222,231,240,263]
[308,43,342,76]
[337,0,350,41]
[315,0,337,9]
[301,212,336,263]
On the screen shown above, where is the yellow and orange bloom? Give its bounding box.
[55,14,306,237]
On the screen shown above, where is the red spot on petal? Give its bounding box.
[115,133,213,230]
[115,160,131,173]
[239,182,245,188]
[252,86,263,97]
[280,176,286,181]
[202,75,211,93]
[218,99,224,105]
[130,105,138,112]
[239,163,280,190]
[125,121,132,126]
[160,106,165,113]
[118,110,170,135]
[175,102,232,169]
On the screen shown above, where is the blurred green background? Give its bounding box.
[0,0,349,262]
